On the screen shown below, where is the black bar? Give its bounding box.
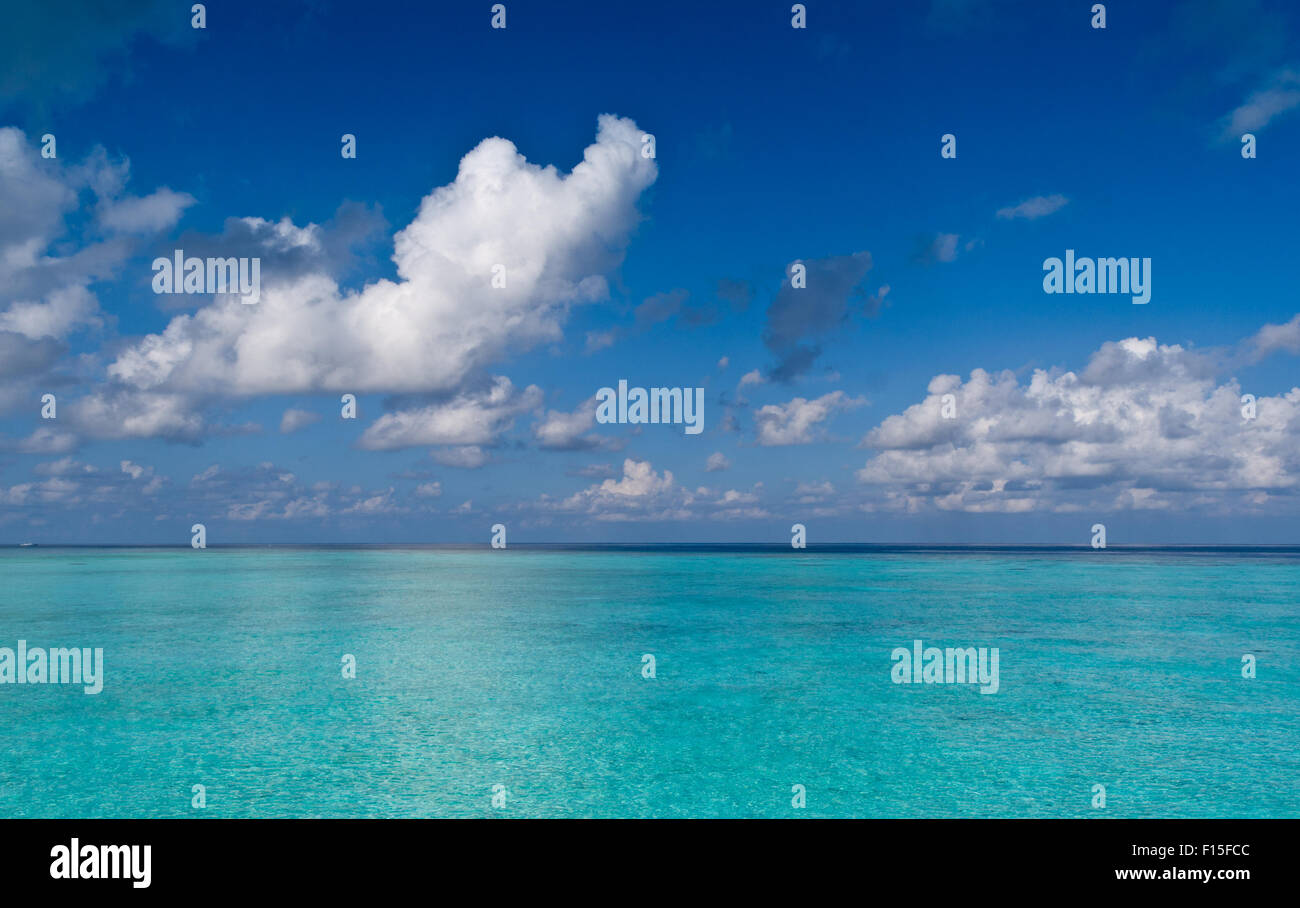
[1,818,1287,894]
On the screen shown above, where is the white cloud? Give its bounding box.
[754,390,865,445]
[98,187,195,233]
[996,194,1068,220]
[358,377,541,450]
[0,127,203,427]
[0,127,185,336]
[33,457,95,477]
[192,464,220,483]
[432,446,489,469]
[547,458,693,522]
[0,285,101,339]
[533,397,601,450]
[279,408,321,434]
[4,427,78,454]
[105,115,658,405]
[794,480,835,503]
[1221,68,1300,138]
[68,389,204,441]
[706,451,731,472]
[1250,313,1300,359]
[857,336,1300,513]
[120,460,152,480]
[341,487,406,516]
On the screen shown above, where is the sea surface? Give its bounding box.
[1,545,1297,818]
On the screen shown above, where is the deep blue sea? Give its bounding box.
[1,546,1296,817]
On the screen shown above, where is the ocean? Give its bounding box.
[1,546,1296,818]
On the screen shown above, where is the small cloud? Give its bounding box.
[533,397,602,451]
[585,330,617,353]
[1249,312,1300,360]
[279,408,321,434]
[1220,67,1300,139]
[120,459,152,480]
[33,457,95,477]
[794,480,835,503]
[996,194,1069,221]
[432,446,489,469]
[706,452,731,472]
[913,233,960,264]
[98,187,195,234]
[192,464,220,483]
[0,427,78,455]
[755,390,866,446]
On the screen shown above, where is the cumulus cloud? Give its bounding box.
[358,377,541,450]
[172,462,413,522]
[1250,313,1300,359]
[0,331,62,379]
[541,458,693,522]
[0,129,185,308]
[33,457,95,477]
[533,396,603,451]
[279,408,321,434]
[120,460,151,480]
[706,451,731,472]
[66,389,205,442]
[754,390,866,445]
[539,462,771,523]
[0,127,199,424]
[794,480,836,503]
[996,194,1068,220]
[0,427,78,454]
[0,285,101,339]
[154,204,386,312]
[99,187,195,233]
[106,115,657,403]
[857,336,1300,513]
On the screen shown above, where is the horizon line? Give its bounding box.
[5,542,1300,551]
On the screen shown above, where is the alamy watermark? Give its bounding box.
[50,839,150,888]
[152,249,261,304]
[596,380,704,435]
[890,639,1000,694]
[1043,250,1150,304]
[0,640,103,694]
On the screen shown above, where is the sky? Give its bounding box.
[1,0,1299,544]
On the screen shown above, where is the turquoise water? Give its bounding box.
[0,546,1296,818]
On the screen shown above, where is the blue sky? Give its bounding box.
[2,0,1299,543]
